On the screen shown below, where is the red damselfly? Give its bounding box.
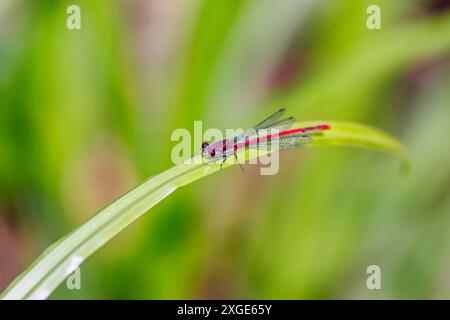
[201,108,330,170]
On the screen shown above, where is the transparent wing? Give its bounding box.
[248,134,312,151]
[233,108,294,144]
[256,116,295,132]
[253,108,286,130]
[234,118,293,142]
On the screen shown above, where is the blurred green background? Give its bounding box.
[1,0,450,299]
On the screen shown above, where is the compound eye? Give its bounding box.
[201,142,209,150]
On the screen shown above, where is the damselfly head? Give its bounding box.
[201,142,209,150]
[201,142,215,159]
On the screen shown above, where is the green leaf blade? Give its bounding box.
[0,121,405,300]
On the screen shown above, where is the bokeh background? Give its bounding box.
[1,0,450,299]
